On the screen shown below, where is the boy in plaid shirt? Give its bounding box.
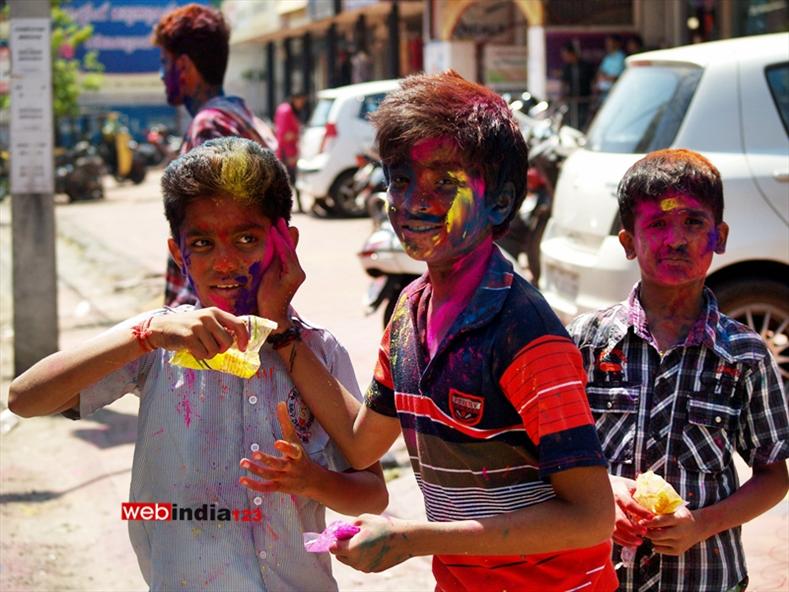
[568,149,788,591]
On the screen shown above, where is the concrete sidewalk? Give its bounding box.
[1,185,787,591]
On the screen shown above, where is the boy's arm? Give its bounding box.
[8,308,249,418]
[240,402,389,515]
[646,460,788,555]
[332,464,614,572]
[256,221,401,468]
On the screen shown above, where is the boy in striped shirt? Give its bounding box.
[256,71,618,591]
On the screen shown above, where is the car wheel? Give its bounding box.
[329,170,366,218]
[714,278,789,380]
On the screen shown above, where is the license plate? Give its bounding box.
[364,276,388,308]
[547,265,579,301]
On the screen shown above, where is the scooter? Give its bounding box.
[98,114,147,185]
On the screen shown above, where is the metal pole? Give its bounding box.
[9,0,58,375]
[266,41,275,120]
[387,0,401,79]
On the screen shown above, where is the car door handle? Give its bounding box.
[773,170,789,182]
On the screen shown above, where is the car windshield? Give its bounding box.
[307,98,335,127]
[585,64,703,153]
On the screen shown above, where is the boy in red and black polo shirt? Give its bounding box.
[253,71,618,591]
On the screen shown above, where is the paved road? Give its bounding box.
[1,172,786,591]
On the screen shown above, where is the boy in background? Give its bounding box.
[9,138,387,591]
[568,148,788,591]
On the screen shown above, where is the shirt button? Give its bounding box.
[258,550,267,560]
[714,416,722,424]
[606,401,613,409]
[248,395,258,405]
[253,496,262,506]
[250,443,260,452]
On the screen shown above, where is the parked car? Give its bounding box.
[540,33,789,377]
[296,79,400,217]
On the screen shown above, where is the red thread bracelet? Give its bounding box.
[131,317,155,352]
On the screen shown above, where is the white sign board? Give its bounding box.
[484,45,528,91]
[10,18,54,194]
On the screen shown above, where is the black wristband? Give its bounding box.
[267,321,302,350]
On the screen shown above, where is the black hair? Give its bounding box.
[617,148,724,233]
[162,137,292,239]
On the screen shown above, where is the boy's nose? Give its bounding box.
[212,253,238,274]
[665,224,688,248]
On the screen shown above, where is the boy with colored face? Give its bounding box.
[247,71,618,591]
[152,3,278,308]
[8,138,387,591]
[568,149,788,591]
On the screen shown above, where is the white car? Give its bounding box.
[540,33,789,377]
[296,79,400,216]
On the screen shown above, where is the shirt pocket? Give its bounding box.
[587,384,639,465]
[678,393,740,474]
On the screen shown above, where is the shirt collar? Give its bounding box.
[407,246,515,352]
[620,281,724,355]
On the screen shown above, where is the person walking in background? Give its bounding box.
[152,3,277,307]
[594,34,626,101]
[275,92,307,213]
[560,41,594,130]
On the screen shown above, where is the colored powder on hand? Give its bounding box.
[303,520,360,553]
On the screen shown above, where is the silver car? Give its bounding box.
[540,33,789,377]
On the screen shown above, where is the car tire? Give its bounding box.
[713,278,789,380]
[329,170,366,218]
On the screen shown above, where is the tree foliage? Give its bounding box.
[1,1,103,118]
[50,0,104,118]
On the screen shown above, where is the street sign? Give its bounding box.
[9,17,54,194]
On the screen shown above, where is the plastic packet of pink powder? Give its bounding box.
[303,520,360,553]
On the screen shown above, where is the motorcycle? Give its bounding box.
[138,124,181,167]
[54,141,105,203]
[498,102,585,283]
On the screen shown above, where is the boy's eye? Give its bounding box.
[646,219,665,229]
[237,234,257,245]
[685,217,704,226]
[190,238,212,249]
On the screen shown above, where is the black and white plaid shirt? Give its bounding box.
[568,283,788,592]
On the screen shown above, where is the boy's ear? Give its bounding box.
[488,182,515,227]
[287,225,299,249]
[618,229,637,260]
[168,237,186,272]
[713,222,729,254]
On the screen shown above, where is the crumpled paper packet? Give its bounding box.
[621,471,685,567]
[171,315,277,379]
[633,470,685,515]
[303,520,360,553]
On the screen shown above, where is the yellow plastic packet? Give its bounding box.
[170,315,278,379]
[633,470,685,515]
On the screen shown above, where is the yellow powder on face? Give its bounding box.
[445,171,475,236]
[660,197,679,212]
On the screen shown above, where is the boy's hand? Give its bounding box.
[148,307,249,358]
[257,219,305,329]
[610,475,654,547]
[330,514,413,573]
[238,402,319,497]
[645,505,703,555]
